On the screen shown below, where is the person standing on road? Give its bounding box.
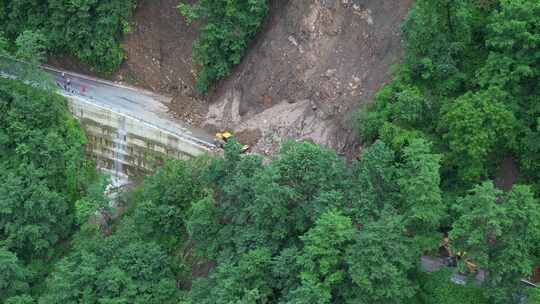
[61,72,67,90]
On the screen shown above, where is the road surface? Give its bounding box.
[43,65,217,149]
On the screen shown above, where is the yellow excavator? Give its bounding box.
[215,131,250,153]
[441,237,478,274]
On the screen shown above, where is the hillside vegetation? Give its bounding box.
[359,0,540,191]
[1,0,539,304]
[0,77,102,303]
[178,0,268,93]
[0,0,136,74]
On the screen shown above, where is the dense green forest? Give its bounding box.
[0,0,136,74]
[1,0,540,303]
[0,76,101,303]
[359,0,540,192]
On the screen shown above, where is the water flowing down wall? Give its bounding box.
[66,94,215,184]
[0,58,216,185]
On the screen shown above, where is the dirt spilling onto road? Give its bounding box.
[113,0,205,126]
[50,0,413,157]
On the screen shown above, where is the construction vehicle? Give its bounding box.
[440,237,540,288]
[441,237,478,274]
[215,131,250,153]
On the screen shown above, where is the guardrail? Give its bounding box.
[66,92,217,152]
[0,57,219,152]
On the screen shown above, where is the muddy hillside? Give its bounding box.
[116,0,413,156]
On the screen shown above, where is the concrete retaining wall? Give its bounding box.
[65,94,214,181]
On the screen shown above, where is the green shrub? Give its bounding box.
[418,269,488,304]
[527,287,540,304]
[179,0,268,93]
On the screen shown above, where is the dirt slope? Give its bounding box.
[206,0,412,157]
[114,0,205,125]
[117,0,199,94]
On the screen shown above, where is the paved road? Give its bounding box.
[43,66,217,149]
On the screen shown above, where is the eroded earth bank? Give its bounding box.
[76,0,413,157]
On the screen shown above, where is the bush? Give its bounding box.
[417,269,488,304]
[179,0,268,93]
[527,287,540,304]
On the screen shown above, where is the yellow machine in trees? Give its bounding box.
[441,237,478,274]
[215,131,250,153]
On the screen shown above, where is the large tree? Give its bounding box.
[288,210,355,304]
[402,0,478,95]
[349,140,398,222]
[479,0,540,189]
[178,0,268,92]
[439,89,517,185]
[0,0,136,73]
[0,248,30,303]
[41,222,179,304]
[187,248,274,304]
[0,168,72,260]
[133,160,205,250]
[346,215,418,304]
[398,138,444,251]
[450,182,540,303]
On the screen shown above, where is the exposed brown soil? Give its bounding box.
[48,54,100,77]
[205,0,413,157]
[235,128,263,147]
[494,155,520,191]
[116,0,199,93]
[49,0,413,157]
[114,0,207,126]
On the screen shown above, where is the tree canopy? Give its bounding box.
[358,0,540,191]
[0,74,103,304]
[450,182,540,302]
[0,0,136,73]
